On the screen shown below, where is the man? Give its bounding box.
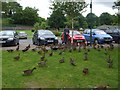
[63,26,70,44]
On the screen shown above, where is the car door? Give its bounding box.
[83,30,91,42]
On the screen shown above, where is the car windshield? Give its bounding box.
[94,30,106,34]
[38,30,54,35]
[70,31,81,35]
[0,31,14,36]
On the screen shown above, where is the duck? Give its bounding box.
[23,67,36,76]
[58,50,63,55]
[14,53,20,61]
[38,59,47,67]
[7,49,14,52]
[16,45,19,51]
[49,51,53,56]
[59,57,65,63]
[70,58,76,66]
[83,68,89,75]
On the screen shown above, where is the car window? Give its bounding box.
[38,30,54,35]
[69,31,81,35]
[0,31,14,36]
[94,30,106,34]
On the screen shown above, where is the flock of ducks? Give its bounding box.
[6,43,115,89]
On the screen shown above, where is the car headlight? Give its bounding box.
[40,37,45,40]
[55,37,58,40]
[8,38,14,40]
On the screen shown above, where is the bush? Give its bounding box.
[53,31,62,37]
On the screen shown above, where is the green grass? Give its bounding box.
[2,47,119,88]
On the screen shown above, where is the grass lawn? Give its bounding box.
[2,47,119,88]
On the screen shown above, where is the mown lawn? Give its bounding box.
[2,47,119,88]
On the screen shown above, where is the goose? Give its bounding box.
[38,60,47,67]
[23,67,36,76]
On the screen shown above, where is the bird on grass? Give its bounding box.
[83,53,88,61]
[22,44,30,52]
[23,67,36,76]
[7,49,14,52]
[16,45,19,51]
[109,43,114,50]
[31,47,36,52]
[14,53,20,61]
[106,55,113,68]
[59,57,65,63]
[70,58,76,66]
[78,45,81,52]
[38,59,47,67]
[83,68,89,75]
[58,50,63,55]
[40,53,45,61]
[49,51,53,56]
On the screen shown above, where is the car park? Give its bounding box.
[18,31,27,39]
[32,30,58,45]
[83,29,113,44]
[61,30,86,45]
[0,30,19,46]
[105,29,120,43]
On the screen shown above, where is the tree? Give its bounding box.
[99,12,113,25]
[12,7,39,25]
[50,1,88,29]
[2,2,22,18]
[48,8,66,29]
[112,1,120,25]
[86,13,99,28]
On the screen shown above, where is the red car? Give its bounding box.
[61,30,86,45]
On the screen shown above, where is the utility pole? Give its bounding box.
[90,0,92,46]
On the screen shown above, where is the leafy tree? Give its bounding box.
[112,1,120,25]
[99,12,113,25]
[86,13,99,28]
[12,7,39,25]
[50,1,88,29]
[48,8,66,29]
[40,21,47,29]
[2,2,22,18]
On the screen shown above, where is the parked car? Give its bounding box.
[83,29,113,44]
[18,31,27,39]
[105,29,120,43]
[0,30,19,46]
[32,30,58,45]
[61,30,86,45]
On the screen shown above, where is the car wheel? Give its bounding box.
[94,39,99,44]
[37,40,41,46]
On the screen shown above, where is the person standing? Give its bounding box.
[63,26,70,44]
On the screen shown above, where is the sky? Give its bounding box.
[17,0,118,19]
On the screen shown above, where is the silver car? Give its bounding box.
[18,31,27,39]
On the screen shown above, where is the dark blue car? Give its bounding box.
[83,29,113,44]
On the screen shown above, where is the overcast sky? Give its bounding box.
[17,0,118,19]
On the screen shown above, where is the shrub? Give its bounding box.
[53,31,62,36]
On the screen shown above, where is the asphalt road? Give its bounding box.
[1,39,119,50]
